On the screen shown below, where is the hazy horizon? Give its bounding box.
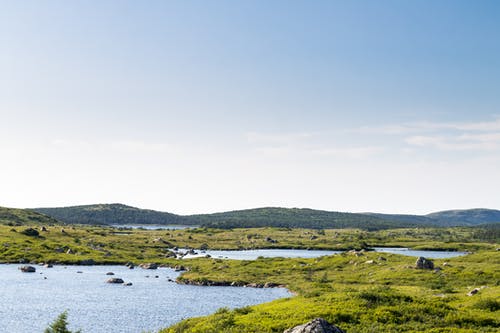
[2,1,500,215]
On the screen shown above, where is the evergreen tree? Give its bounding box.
[45,312,81,333]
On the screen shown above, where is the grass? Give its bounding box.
[0,223,498,332]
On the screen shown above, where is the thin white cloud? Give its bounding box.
[245,131,314,144]
[353,117,500,135]
[311,146,385,159]
[246,131,384,159]
[406,132,500,151]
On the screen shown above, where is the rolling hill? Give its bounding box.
[28,204,500,230]
[426,208,500,226]
[32,203,192,226]
[0,206,59,226]
[189,207,431,230]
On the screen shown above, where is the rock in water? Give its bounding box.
[284,318,345,333]
[19,265,36,273]
[107,278,125,284]
[415,257,434,269]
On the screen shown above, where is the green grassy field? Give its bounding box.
[0,223,498,332]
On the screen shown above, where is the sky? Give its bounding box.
[1,0,500,215]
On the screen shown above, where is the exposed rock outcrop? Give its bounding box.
[284,318,345,333]
[415,257,434,269]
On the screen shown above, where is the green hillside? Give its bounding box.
[30,204,500,231]
[188,207,431,230]
[426,208,500,226]
[32,203,193,226]
[0,206,59,226]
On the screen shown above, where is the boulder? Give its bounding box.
[139,263,158,269]
[284,318,345,333]
[107,278,124,284]
[415,257,434,269]
[467,288,480,296]
[44,264,53,268]
[19,265,36,273]
[174,265,186,272]
[164,251,177,258]
[123,282,133,286]
[106,272,114,275]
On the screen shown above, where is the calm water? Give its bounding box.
[0,264,290,333]
[183,248,341,260]
[111,224,198,230]
[373,247,468,258]
[182,248,467,260]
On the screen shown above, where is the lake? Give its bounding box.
[181,248,467,260]
[111,224,198,230]
[0,264,290,333]
[372,247,468,258]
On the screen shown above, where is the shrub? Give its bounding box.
[474,298,500,312]
[45,312,81,333]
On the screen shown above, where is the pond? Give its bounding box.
[181,248,467,260]
[111,224,198,230]
[372,247,468,258]
[0,264,290,333]
[182,248,342,260]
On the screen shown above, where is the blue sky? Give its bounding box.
[1,1,499,214]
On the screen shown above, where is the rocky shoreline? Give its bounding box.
[177,278,286,288]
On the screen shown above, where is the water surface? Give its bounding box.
[182,248,467,260]
[373,247,468,258]
[0,264,289,333]
[111,224,197,230]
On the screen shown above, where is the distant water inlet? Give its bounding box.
[0,265,290,333]
[180,248,468,260]
[111,224,198,230]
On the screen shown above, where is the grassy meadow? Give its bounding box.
[0,223,498,332]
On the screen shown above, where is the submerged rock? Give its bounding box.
[284,318,345,333]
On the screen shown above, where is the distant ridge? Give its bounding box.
[426,208,500,226]
[188,207,430,230]
[29,204,500,230]
[32,203,192,226]
[0,206,59,226]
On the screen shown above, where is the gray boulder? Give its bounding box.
[415,257,434,269]
[107,278,124,284]
[19,265,36,273]
[284,318,345,333]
